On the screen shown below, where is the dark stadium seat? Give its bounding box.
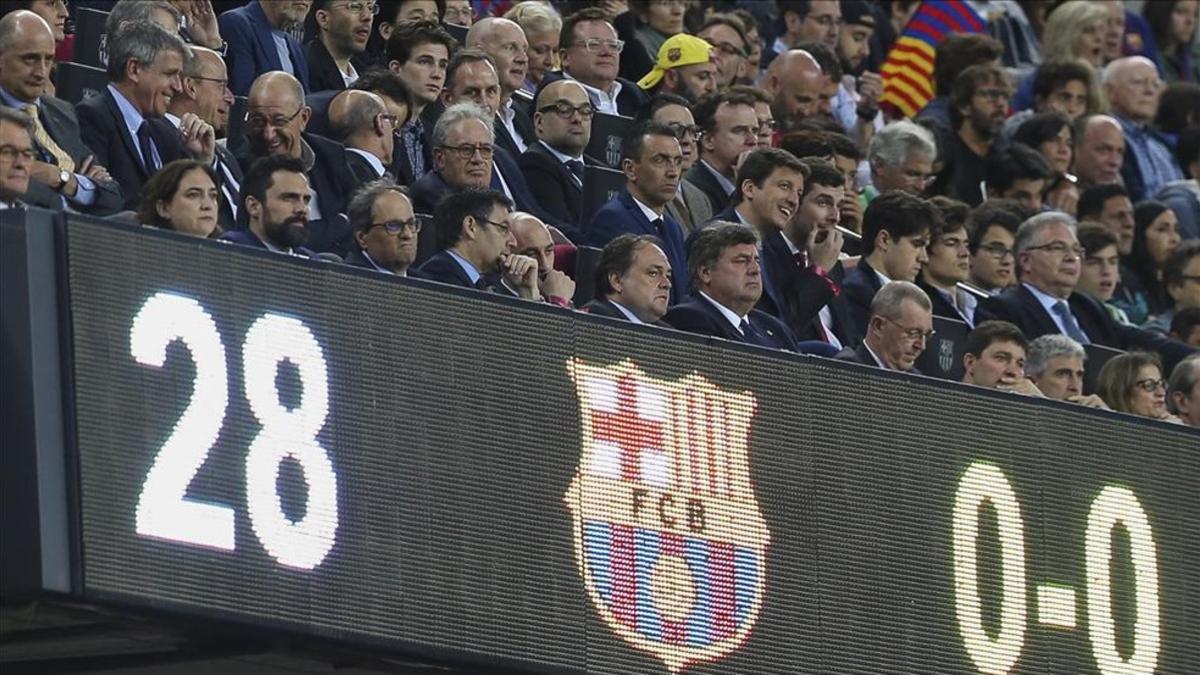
[580,164,625,229]
[53,61,106,105]
[585,111,634,169]
[71,7,108,69]
[914,315,970,381]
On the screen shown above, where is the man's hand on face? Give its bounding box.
[541,268,576,301]
[500,253,542,300]
[806,224,843,270]
[998,377,1045,397]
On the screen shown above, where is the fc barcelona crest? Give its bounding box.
[564,360,771,673]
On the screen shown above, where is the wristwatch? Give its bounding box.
[56,168,71,191]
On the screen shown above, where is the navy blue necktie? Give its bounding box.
[136,122,158,174]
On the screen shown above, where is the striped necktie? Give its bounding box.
[22,104,74,173]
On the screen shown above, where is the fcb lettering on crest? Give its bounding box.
[564,359,770,673]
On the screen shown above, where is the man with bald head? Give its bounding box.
[511,211,576,306]
[1072,115,1126,191]
[0,10,121,214]
[763,49,825,133]
[1103,56,1181,201]
[235,70,360,255]
[329,90,396,183]
[518,79,600,238]
[165,45,241,228]
[466,17,534,157]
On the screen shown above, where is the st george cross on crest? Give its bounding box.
[564,359,771,673]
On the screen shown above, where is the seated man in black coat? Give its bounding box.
[328,90,396,183]
[343,180,427,278]
[234,71,361,256]
[219,155,316,257]
[305,0,371,92]
[835,281,934,373]
[417,188,541,300]
[978,211,1196,373]
[664,222,799,351]
[843,190,938,338]
[581,233,673,325]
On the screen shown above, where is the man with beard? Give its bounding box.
[511,211,577,307]
[236,71,360,256]
[221,155,315,257]
[343,181,426,278]
[219,0,312,95]
[932,64,1011,207]
[636,33,718,104]
[306,0,373,92]
[466,17,534,157]
[762,49,825,134]
[696,14,748,90]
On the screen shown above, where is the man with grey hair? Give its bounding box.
[664,222,800,351]
[1167,353,1200,427]
[1025,334,1109,408]
[836,281,933,372]
[105,0,182,40]
[344,181,427,278]
[219,0,311,96]
[1103,56,1181,201]
[0,10,121,215]
[979,211,1196,370]
[329,90,396,183]
[864,119,938,203]
[0,106,34,207]
[76,22,215,211]
[466,17,534,156]
[409,102,496,213]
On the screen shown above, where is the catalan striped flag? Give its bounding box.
[880,0,989,118]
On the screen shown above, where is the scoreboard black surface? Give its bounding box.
[5,213,1198,673]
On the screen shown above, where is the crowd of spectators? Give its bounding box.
[0,0,1197,427]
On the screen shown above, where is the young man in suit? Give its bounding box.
[236,71,360,256]
[0,10,121,215]
[385,19,456,185]
[978,211,1196,372]
[219,0,311,95]
[418,187,541,300]
[918,198,978,328]
[585,121,688,303]
[518,79,598,238]
[665,222,799,351]
[344,181,426,278]
[836,281,933,372]
[684,89,760,215]
[76,22,216,212]
[843,190,937,338]
[583,234,673,325]
[220,155,315,257]
[306,0,372,92]
[328,90,396,183]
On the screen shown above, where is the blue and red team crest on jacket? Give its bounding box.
[565,360,771,673]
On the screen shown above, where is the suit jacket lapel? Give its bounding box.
[249,1,284,72]
[1018,285,1062,336]
[104,89,150,179]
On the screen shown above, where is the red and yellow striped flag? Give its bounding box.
[880,0,989,118]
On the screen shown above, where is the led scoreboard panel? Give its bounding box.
[62,217,1198,674]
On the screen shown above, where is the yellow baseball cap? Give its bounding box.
[637,34,715,90]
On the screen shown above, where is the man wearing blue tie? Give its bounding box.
[586,121,689,303]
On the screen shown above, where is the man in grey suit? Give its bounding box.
[0,10,122,214]
[641,93,713,234]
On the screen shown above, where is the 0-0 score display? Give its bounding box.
[953,462,1160,675]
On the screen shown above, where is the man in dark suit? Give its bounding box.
[518,79,601,239]
[582,234,674,324]
[165,45,242,230]
[466,17,536,157]
[979,212,1196,372]
[0,107,34,208]
[585,121,689,303]
[418,187,541,299]
[547,8,646,117]
[76,23,216,212]
[343,181,428,277]
[664,223,799,351]
[234,71,360,256]
[384,19,456,185]
[843,191,938,338]
[835,281,933,372]
[917,202,979,328]
[0,10,121,215]
[219,155,316,257]
[218,0,310,96]
[305,0,372,93]
[684,89,761,214]
[328,90,396,183]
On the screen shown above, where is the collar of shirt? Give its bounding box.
[874,268,892,288]
[731,204,754,226]
[699,291,749,333]
[630,193,664,222]
[363,250,403,275]
[569,75,622,114]
[772,36,789,56]
[780,231,801,255]
[539,139,583,164]
[608,299,644,323]
[498,98,516,126]
[259,234,294,256]
[0,87,32,108]
[701,159,735,193]
[447,248,483,285]
[341,60,359,87]
[347,147,386,177]
[862,340,888,368]
[1023,281,1070,310]
[107,83,149,144]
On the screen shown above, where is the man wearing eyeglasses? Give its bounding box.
[329,90,396,183]
[306,0,374,93]
[344,181,427,278]
[518,80,600,235]
[967,200,1023,295]
[835,281,932,372]
[978,212,1197,373]
[165,46,241,230]
[697,15,749,90]
[236,71,360,256]
[0,107,34,208]
[218,0,311,96]
[549,8,645,118]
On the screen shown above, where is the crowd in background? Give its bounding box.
[0,0,1197,426]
